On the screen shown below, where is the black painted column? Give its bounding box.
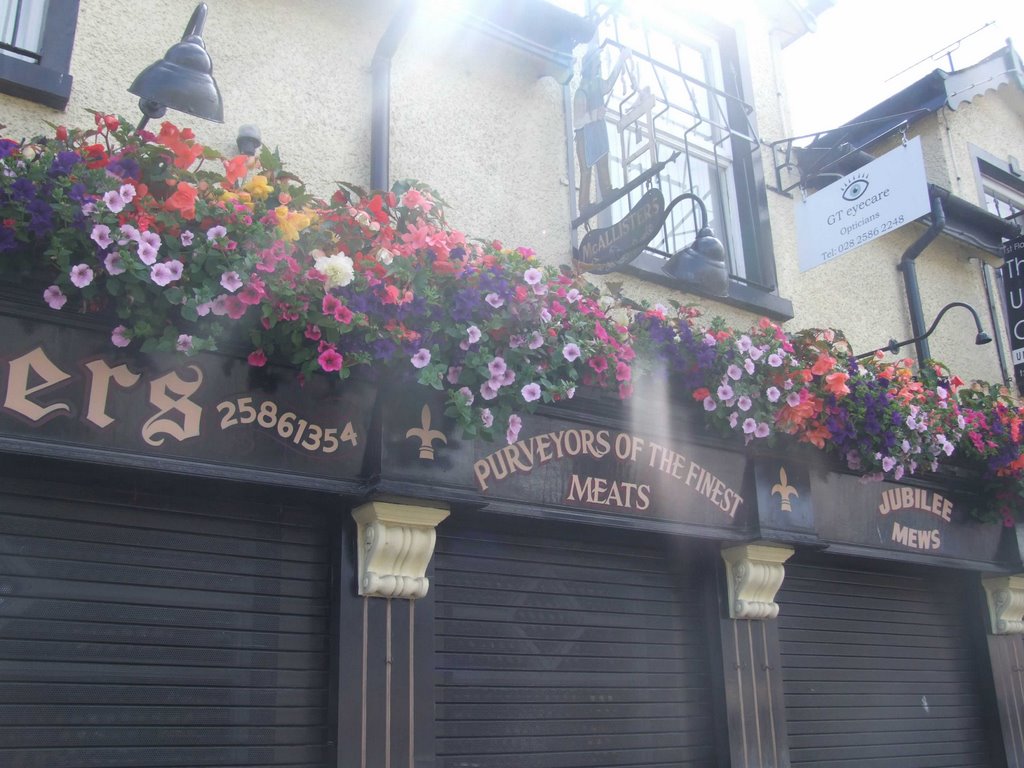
[719,542,795,768]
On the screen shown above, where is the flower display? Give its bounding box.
[2,114,1024,523]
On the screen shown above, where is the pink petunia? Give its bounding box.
[43,285,67,310]
[221,271,243,292]
[717,383,734,401]
[485,292,504,308]
[528,332,544,350]
[102,189,126,214]
[176,334,193,353]
[727,364,743,381]
[103,252,124,276]
[91,224,113,249]
[737,395,752,412]
[70,263,94,288]
[118,224,140,244]
[488,356,507,377]
[562,343,581,362]
[742,418,757,434]
[458,386,474,406]
[119,183,136,203]
[703,396,717,412]
[480,380,499,401]
[137,231,161,265]
[467,325,481,344]
[411,348,431,369]
[111,325,131,347]
[318,348,344,372]
[149,262,176,287]
[480,408,494,428]
[447,365,462,384]
[521,383,542,402]
[207,225,228,241]
[523,267,543,285]
[506,413,522,444]
[180,230,194,246]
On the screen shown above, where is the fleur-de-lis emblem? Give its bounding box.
[406,404,447,460]
[771,466,799,513]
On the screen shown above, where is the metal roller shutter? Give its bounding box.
[434,517,720,768]
[777,557,996,768]
[0,478,333,768]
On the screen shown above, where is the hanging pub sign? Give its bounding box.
[795,136,931,272]
[573,187,665,274]
[1000,233,1024,394]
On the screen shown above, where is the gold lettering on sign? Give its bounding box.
[3,346,72,421]
[142,366,203,447]
[84,359,142,428]
[892,521,941,550]
[565,474,651,511]
[877,487,952,521]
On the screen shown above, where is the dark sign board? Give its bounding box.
[809,472,1003,566]
[380,390,750,534]
[1001,234,1024,394]
[0,313,373,486]
[574,187,665,274]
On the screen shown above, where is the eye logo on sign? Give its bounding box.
[841,174,869,201]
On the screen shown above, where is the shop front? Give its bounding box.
[2,295,1024,767]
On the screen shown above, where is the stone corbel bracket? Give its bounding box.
[983,575,1024,634]
[721,542,795,620]
[352,501,450,600]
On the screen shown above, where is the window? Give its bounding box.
[974,150,1024,226]
[578,5,789,317]
[0,0,78,109]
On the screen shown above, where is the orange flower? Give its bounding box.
[824,371,850,397]
[165,182,198,220]
[222,154,249,188]
[810,353,836,377]
[798,423,832,449]
[692,387,711,401]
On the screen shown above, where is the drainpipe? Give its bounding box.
[897,192,946,365]
[371,0,415,191]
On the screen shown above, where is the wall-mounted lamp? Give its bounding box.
[236,124,262,156]
[660,192,729,298]
[128,3,224,132]
[855,301,992,361]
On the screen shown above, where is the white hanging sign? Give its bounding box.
[795,136,931,272]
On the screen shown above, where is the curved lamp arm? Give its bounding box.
[855,301,992,360]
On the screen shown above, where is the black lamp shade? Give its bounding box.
[128,4,223,124]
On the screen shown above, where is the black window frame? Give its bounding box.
[579,9,791,319]
[0,0,78,109]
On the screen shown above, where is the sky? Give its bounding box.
[782,0,1024,137]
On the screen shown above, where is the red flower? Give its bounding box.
[83,143,108,169]
[247,349,267,367]
[55,125,68,142]
[692,387,711,401]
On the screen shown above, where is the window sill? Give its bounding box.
[0,57,72,110]
[625,251,794,321]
